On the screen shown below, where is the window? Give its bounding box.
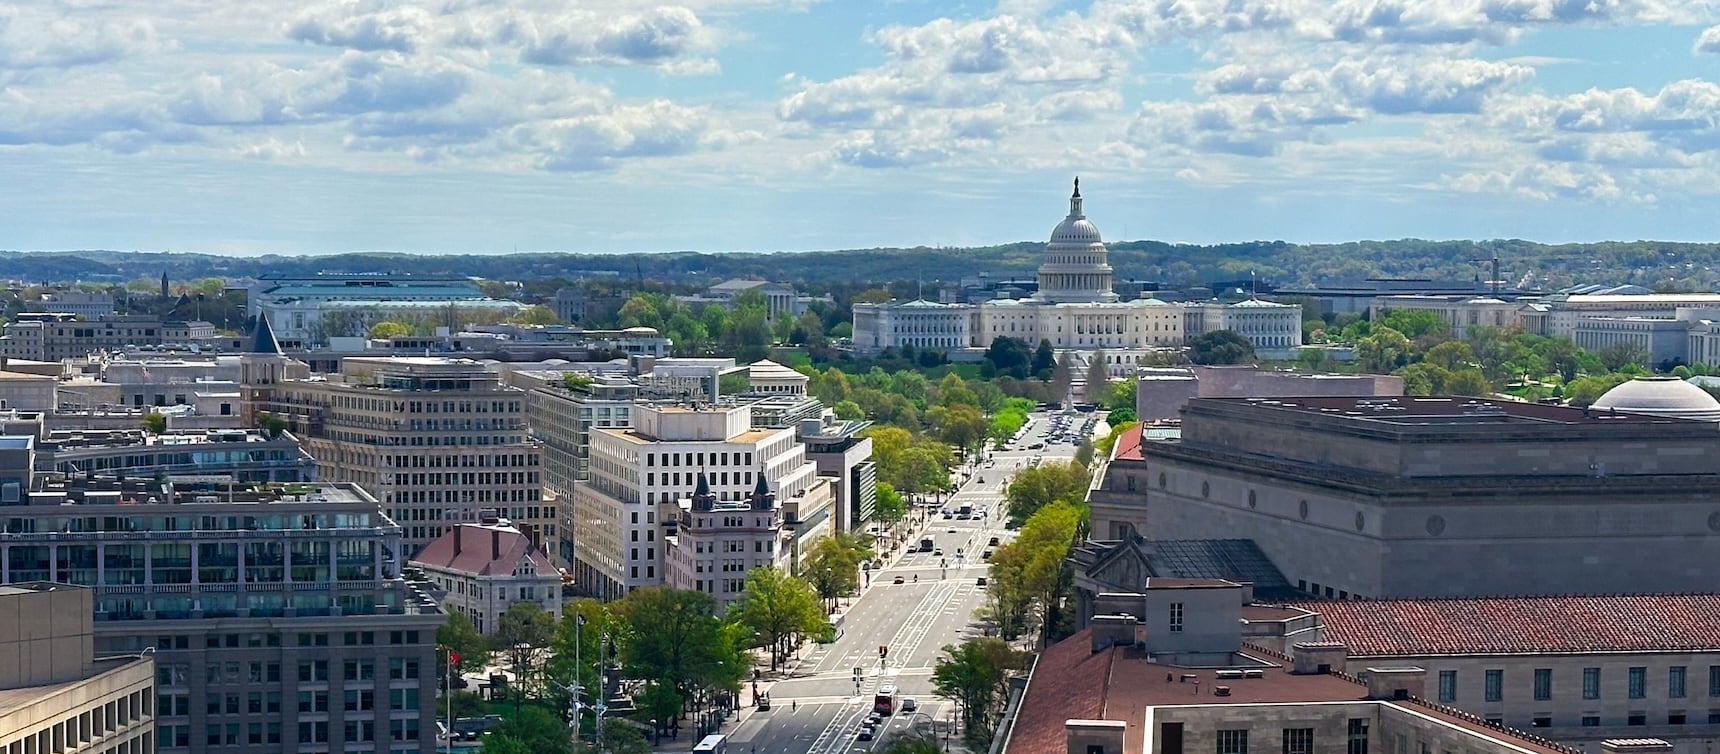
[1534,668,1552,701]
[1629,667,1647,699]
[1485,669,1503,702]
[1346,719,1368,754]
[1438,671,1457,703]
[1169,602,1184,633]
[1282,728,1313,754]
[1531,717,1551,728]
[1628,714,1646,726]
[1711,666,1720,697]
[1584,668,1601,700]
[1581,717,1600,728]
[1670,666,1687,699]
[1669,713,1686,725]
[1217,730,1248,754]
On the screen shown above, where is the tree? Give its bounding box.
[1106,406,1136,425]
[1003,461,1092,527]
[493,602,557,704]
[612,587,733,706]
[984,336,1032,379]
[437,609,490,676]
[483,706,573,754]
[931,637,1026,748]
[1598,341,1647,372]
[1084,351,1111,403]
[872,482,906,526]
[1443,368,1493,397]
[727,566,829,670]
[833,400,864,420]
[546,599,612,720]
[255,411,288,439]
[367,321,410,339]
[142,411,166,435]
[1422,340,1477,372]
[1188,330,1256,365]
[882,736,945,754]
[510,304,562,326]
[1031,339,1056,378]
[938,404,988,456]
[1565,373,1633,407]
[935,372,978,408]
[1356,326,1411,374]
[803,531,875,610]
[1380,308,1450,340]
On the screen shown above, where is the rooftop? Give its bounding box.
[1198,395,1686,426]
[411,523,555,577]
[1297,594,1720,656]
[1008,629,1574,754]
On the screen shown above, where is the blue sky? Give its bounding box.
[4,0,1720,256]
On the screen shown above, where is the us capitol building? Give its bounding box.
[851,179,1301,367]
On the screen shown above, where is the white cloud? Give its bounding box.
[1695,24,1720,54]
[1442,161,1655,202]
[0,7,163,69]
[510,99,726,171]
[511,7,714,69]
[287,2,438,53]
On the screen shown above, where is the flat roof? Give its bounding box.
[1201,395,1683,426]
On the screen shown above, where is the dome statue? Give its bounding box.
[1590,376,1720,421]
[1034,177,1118,304]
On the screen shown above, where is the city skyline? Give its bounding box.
[5,1,1720,255]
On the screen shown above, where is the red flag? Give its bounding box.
[448,651,460,667]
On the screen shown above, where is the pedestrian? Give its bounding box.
[792,700,798,712]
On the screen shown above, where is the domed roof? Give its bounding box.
[1591,376,1720,421]
[1050,216,1103,245]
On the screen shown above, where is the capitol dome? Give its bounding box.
[1590,376,1720,421]
[1034,177,1118,304]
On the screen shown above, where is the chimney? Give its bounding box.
[1362,667,1426,701]
[492,529,501,560]
[1291,642,1348,675]
[1089,614,1136,653]
[454,526,462,555]
[1065,719,1126,754]
[1602,741,1673,754]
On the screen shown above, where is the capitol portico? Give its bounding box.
[851,179,1300,362]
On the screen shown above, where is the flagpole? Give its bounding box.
[445,647,453,754]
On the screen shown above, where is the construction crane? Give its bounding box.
[1470,252,1506,296]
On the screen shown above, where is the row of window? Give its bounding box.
[1437,666,1720,703]
[646,451,753,468]
[1205,721,1369,754]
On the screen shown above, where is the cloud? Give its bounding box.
[168,51,471,127]
[1442,161,1655,202]
[513,7,712,69]
[287,2,437,53]
[512,99,724,171]
[0,7,163,69]
[1695,24,1720,54]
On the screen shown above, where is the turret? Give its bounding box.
[750,469,775,511]
[691,471,716,512]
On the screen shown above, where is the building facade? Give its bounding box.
[0,476,442,754]
[664,473,789,609]
[247,273,523,347]
[410,523,562,635]
[0,315,218,362]
[258,357,546,556]
[571,402,819,599]
[1100,395,1720,599]
[524,374,638,567]
[0,583,156,754]
[852,181,1299,357]
[37,428,316,482]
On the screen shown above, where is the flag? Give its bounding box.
[448,651,459,667]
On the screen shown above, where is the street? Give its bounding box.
[720,411,1084,754]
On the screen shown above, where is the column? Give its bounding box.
[48,543,58,582]
[96,542,105,586]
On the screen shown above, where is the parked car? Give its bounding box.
[892,575,905,585]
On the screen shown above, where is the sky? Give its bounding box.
[4,0,1720,256]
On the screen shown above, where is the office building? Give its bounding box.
[1004,579,1588,754]
[1099,395,1720,598]
[572,402,821,599]
[522,373,638,567]
[36,427,316,482]
[258,356,546,556]
[0,583,156,754]
[798,416,876,531]
[411,522,561,635]
[1134,366,1403,422]
[247,273,523,347]
[664,473,789,610]
[0,314,217,362]
[39,290,117,319]
[1287,595,1720,754]
[0,475,442,754]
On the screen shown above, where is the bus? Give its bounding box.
[874,683,897,714]
[693,734,727,754]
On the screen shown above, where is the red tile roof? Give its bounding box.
[1005,630,1578,754]
[1296,594,1720,656]
[1111,423,1144,461]
[411,524,555,577]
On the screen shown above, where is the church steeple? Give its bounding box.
[1069,176,1083,218]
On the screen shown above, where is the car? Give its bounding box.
[857,728,875,741]
[866,712,884,725]
[947,528,958,533]
[933,549,943,557]
[901,697,918,712]
[982,550,993,560]
[942,512,952,519]
[989,536,1001,546]
[977,577,988,586]
[892,576,905,585]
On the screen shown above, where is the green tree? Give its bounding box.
[437,609,490,676]
[483,706,573,754]
[1050,351,1075,402]
[931,637,1026,748]
[1188,330,1256,365]
[1597,341,1647,372]
[613,587,734,705]
[142,411,166,435]
[634,680,683,740]
[1003,461,1092,527]
[882,736,945,754]
[1084,351,1111,402]
[1106,406,1136,425]
[803,531,875,610]
[833,400,864,420]
[367,320,410,339]
[1356,326,1412,374]
[728,566,829,670]
[1031,340,1056,378]
[1422,340,1477,372]
[1565,373,1633,407]
[1444,368,1493,397]
[617,294,664,331]
[1380,308,1450,339]
[984,336,1032,380]
[1394,363,1449,396]
[493,602,557,704]
[546,600,612,719]
[935,372,978,408]
[938,404,989,456]
[871,482,906,526]
[509,305,562,326]
[255,410,288,439]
